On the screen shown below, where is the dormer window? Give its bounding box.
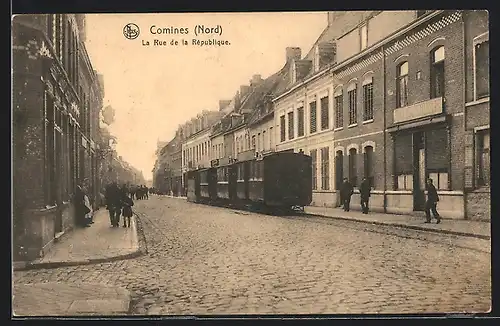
[314,45,320,72]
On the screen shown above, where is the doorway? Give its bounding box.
[413,131,426,211]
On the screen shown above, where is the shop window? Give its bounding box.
[475,39,489,99]
[334,92,343,129]
[288,111,294,140]
[477,129,490,187]
[320,147,330,190]
[397,174,414,190]
[310,149,317,190]
[320,96,329,130]
[280,115,285,142]
[348,148,357,187]
[364,146,374,188]
[297,107,305,137]
[428,172,448,191]
[363,77,374,121]
[396,62,409,108]
[310,101,317,134]
[430,46,445,99]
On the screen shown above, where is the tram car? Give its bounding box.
[186,151,312,212]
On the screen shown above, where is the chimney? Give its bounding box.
[240,85,251,97]
[318,42,337,67]
[286,47,302,63]
[219,100,231,112]
[295,60,313,81]
[250,74,263,86]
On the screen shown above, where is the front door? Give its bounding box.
[413,132,426,211]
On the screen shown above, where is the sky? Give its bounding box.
[84,12,328,180]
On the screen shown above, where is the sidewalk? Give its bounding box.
[155,195,490,240]
[14,208,141,271]
[13,282,131,316]
[305,206,490,240]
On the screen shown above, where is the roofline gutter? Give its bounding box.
[272,10,444,103]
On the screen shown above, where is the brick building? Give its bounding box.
[273,11,376,207]
[13,14,103,260]
[271,10,489,220]
[463,10,490,220]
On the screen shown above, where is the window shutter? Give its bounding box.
[464,130,475,190]
[395,134,413,174]
[426,128,449,170]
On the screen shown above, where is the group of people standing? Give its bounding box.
[130,185,149,200]
[104,182,135,228]
[73,181,95,228]
[338,177,440,223]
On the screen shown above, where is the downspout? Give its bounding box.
[461,11,468,219]
[382,45,388,213]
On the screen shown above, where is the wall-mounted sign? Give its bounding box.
[211,159,219,167]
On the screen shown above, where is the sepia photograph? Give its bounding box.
[12,10,490,317]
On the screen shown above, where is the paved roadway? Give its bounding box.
[14,196,491,315]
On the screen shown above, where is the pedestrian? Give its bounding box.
[425,178,441,224]
[105,181,122,227]
[121,187,134,228]
[360,177,371,214]
[340,177,354,212]
[74,184,91,227]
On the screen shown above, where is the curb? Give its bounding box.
[13,250,143,271]
[305,213,491,240]
[14,215,148,272]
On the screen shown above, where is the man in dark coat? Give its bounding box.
[340,177,354,212]
[425,178,441,224]
[105,181,122,227]
[359,177,371,214]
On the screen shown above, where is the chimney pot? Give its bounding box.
[286,47,301,63]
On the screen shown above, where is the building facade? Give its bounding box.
[274,11,373,207]
[13,14,103,260]
[272,10,489,220]
[181,110,223,189]
[463,10,490,220]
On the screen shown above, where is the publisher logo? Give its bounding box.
[123,23,140,40]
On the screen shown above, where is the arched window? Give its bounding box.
[396,61,409,108]
[334,86,343,129]
[364,145,374,188]
[431,46,445,98]
[349,148,358,187]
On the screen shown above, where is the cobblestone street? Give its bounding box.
[13,196,491,315]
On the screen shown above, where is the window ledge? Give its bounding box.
[348,124,358,129]
[472,186,490,194]
[466,96,489,107]
[333,127,344,132]
[362,119,374,124]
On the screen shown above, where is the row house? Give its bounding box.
[181,110,223,188]
[274,11,375,207]
[13,14,103,260]
[209,88,248,163]
[153,129,184,195]
[272,10,489,220]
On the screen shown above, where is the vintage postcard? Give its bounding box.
[12,11,490,317]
